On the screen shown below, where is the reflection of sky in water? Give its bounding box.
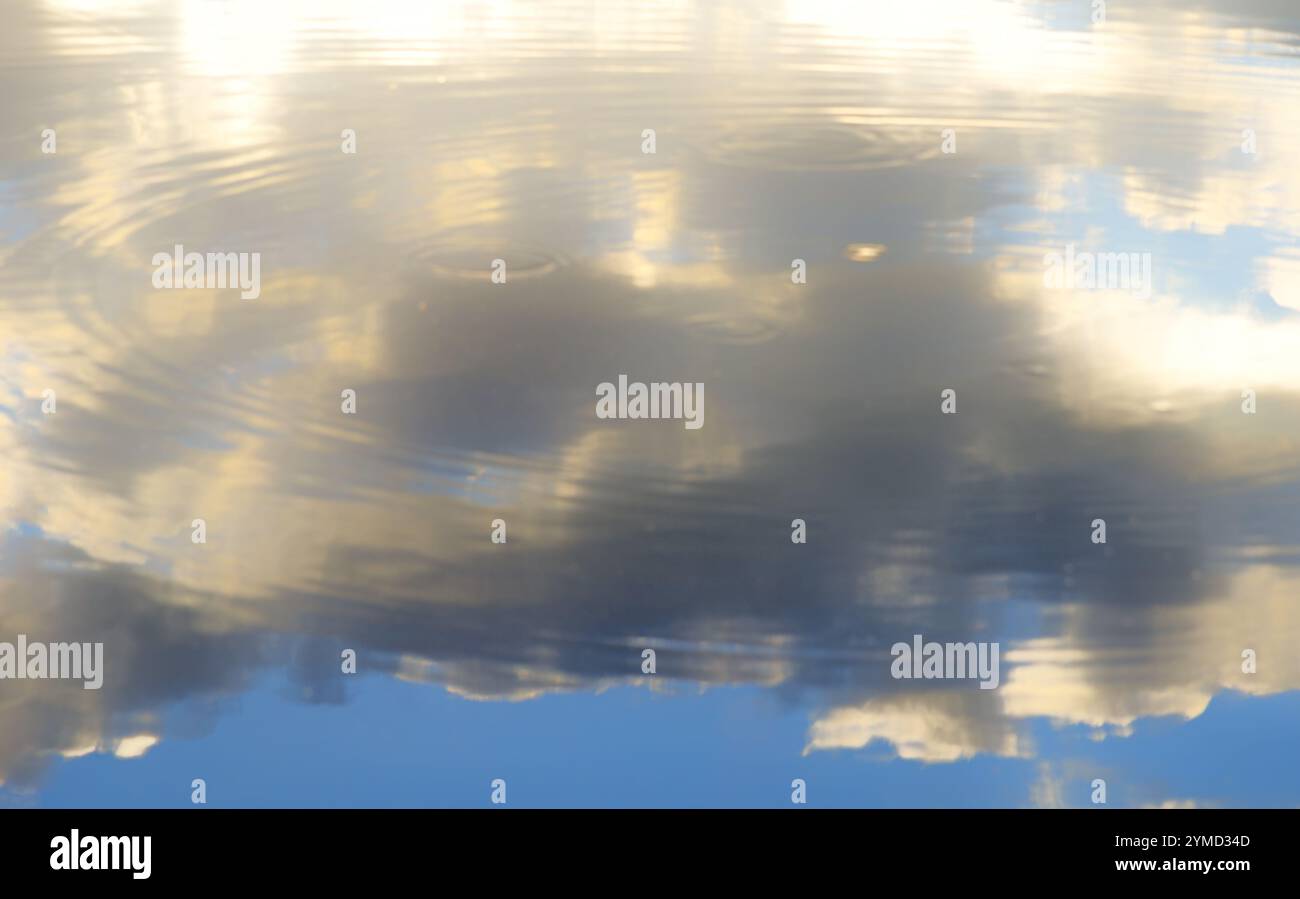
[1,0,1299,807]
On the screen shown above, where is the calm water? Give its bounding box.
[2,0,1299,807]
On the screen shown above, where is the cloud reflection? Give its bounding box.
[2,0,1299,800]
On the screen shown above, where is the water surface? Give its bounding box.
[2,0,1300,807]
